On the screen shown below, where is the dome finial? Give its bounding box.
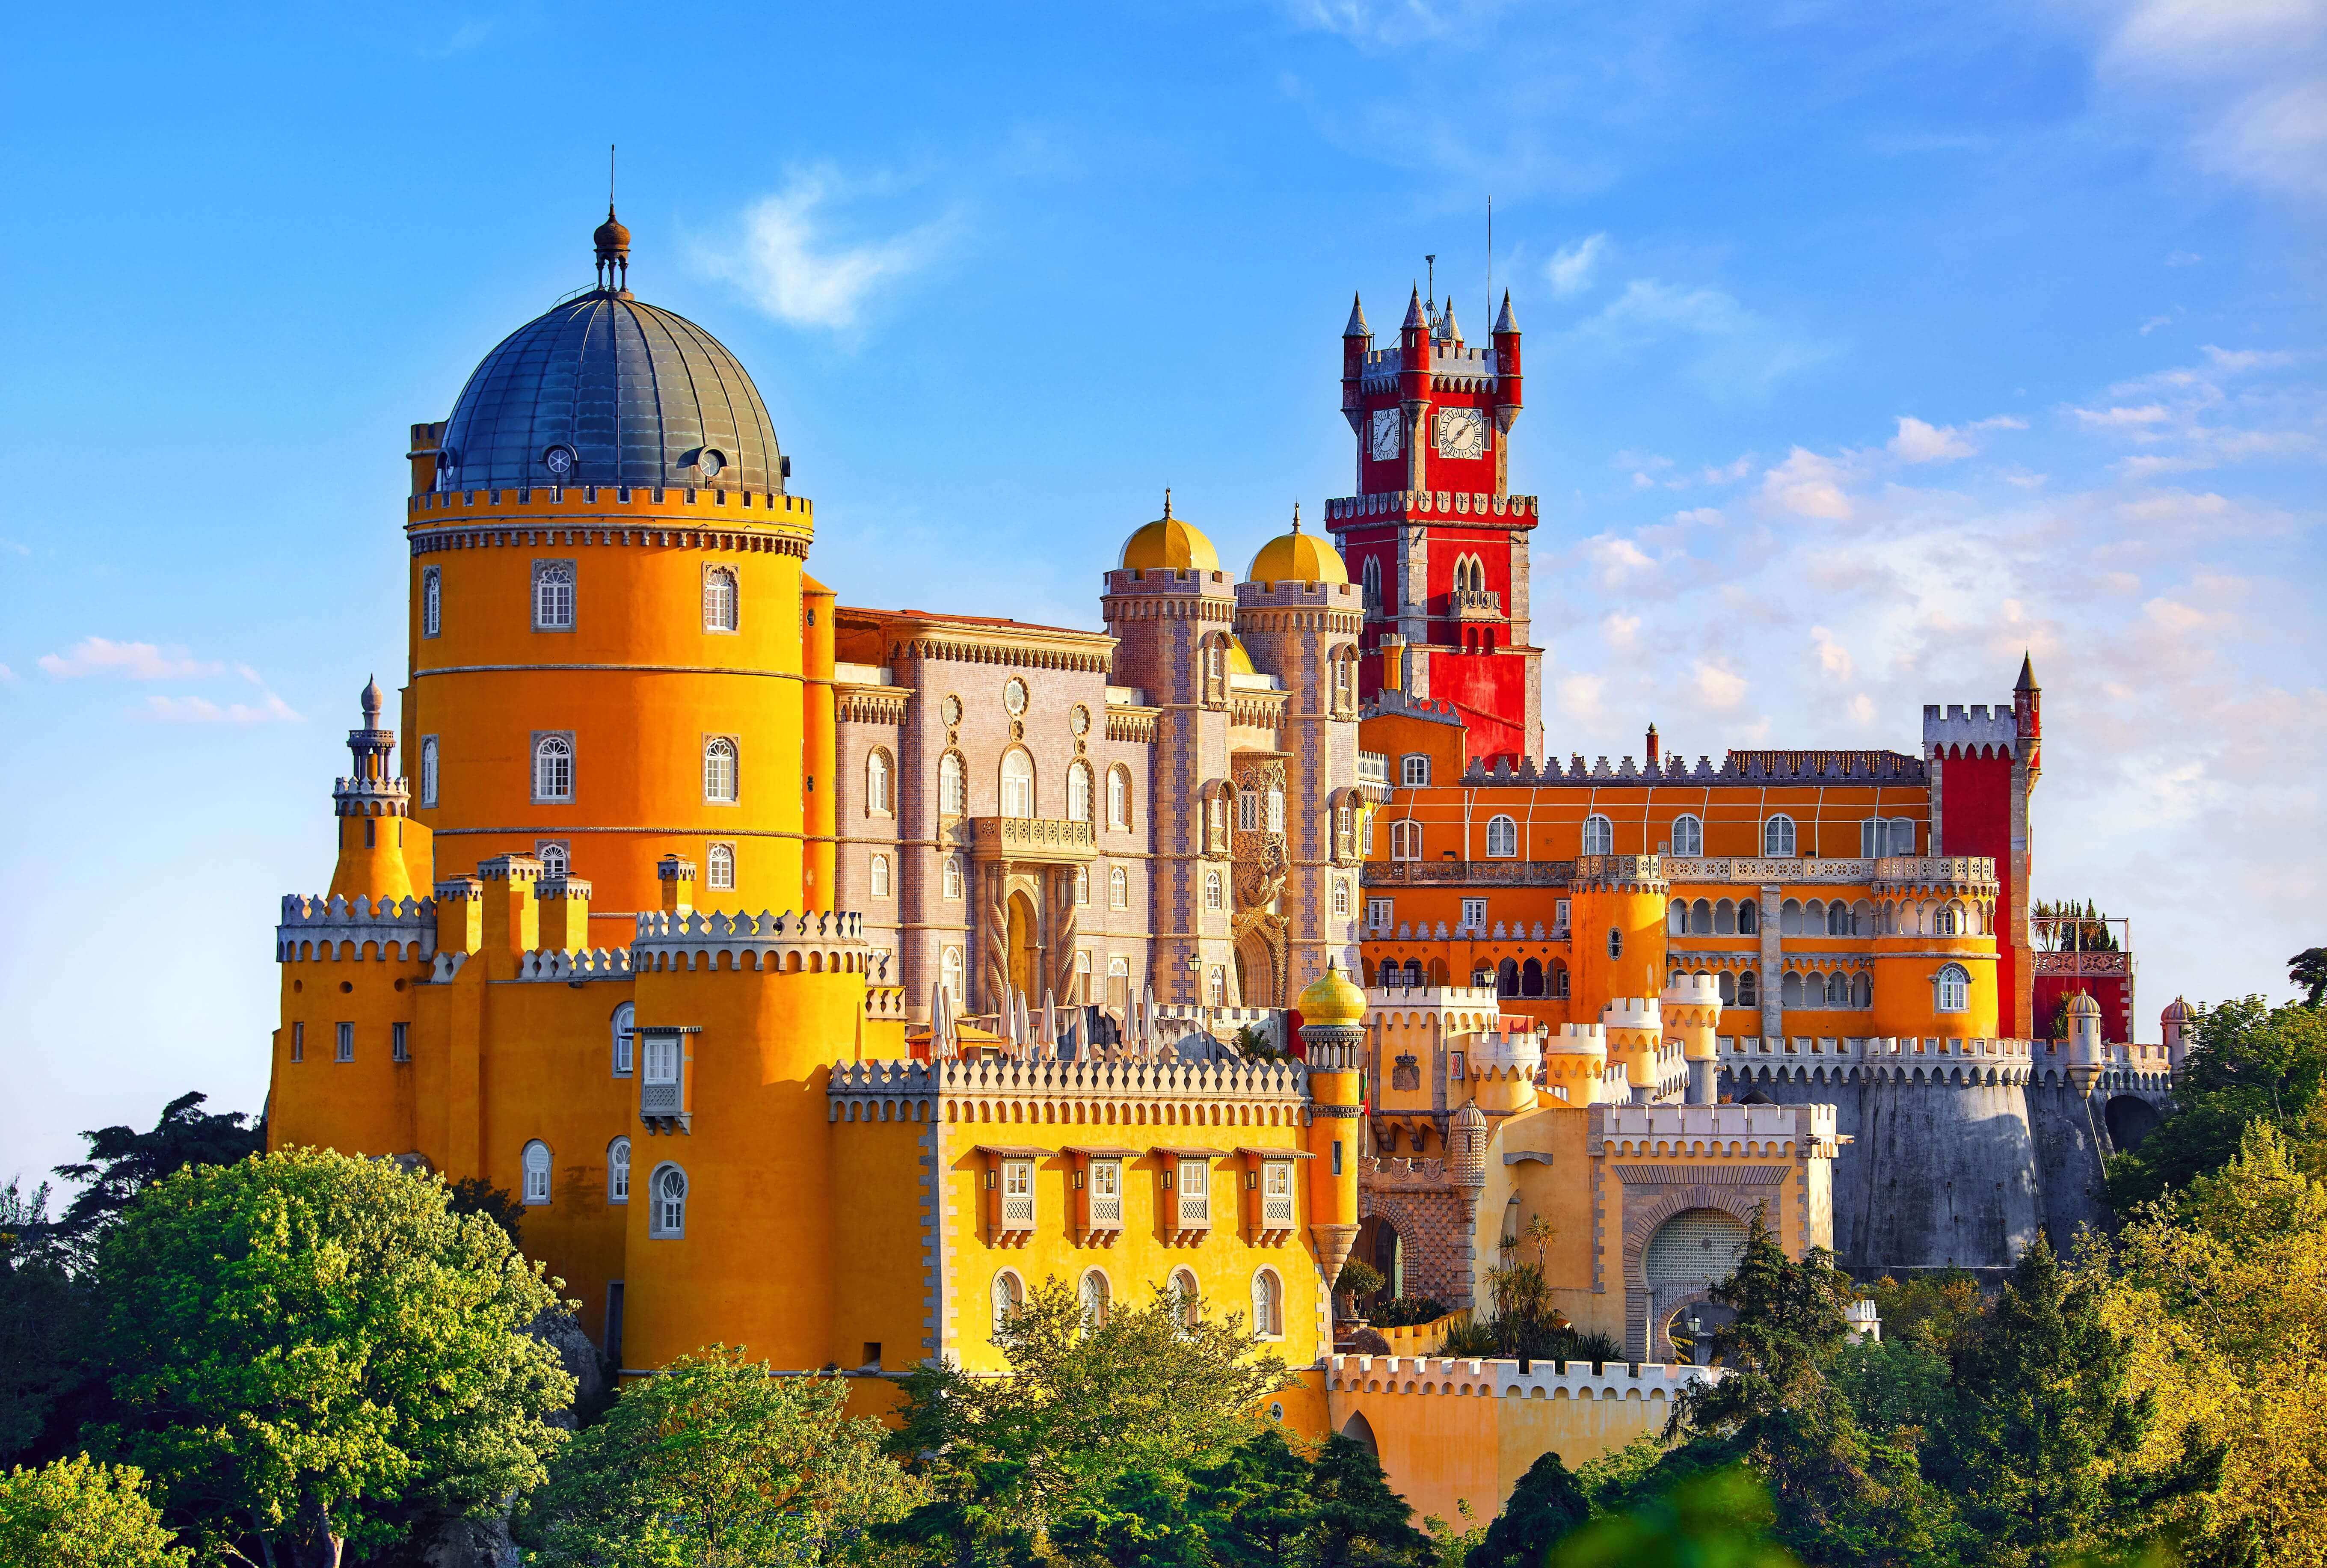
[1163,486,1173,519]
[1292,501,1301,533]
[359,673,384,726]
[593,147,632,296]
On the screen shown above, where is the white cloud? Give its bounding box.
[1693,661,1748,711]
[1888,416,1976,463]
[699,168,961,332]
[1556,673,1605,723]
[38,637,222,681]
[0,663,15,683]
[2074,403,2173,431]
[1810,625,1855,680]
[2140,315,2175,335]
[1282,0,1512,47]
[1603,612,1641,649]
[145,692,302,725]
[2167,250,2204,266]
[1672,507,1723,527]
[1584,534,1657,585]
[1761,448,1853,520]
[1545,233,1608,298]
[2202,344,2302,371]
[1571,280,1839,402]
[2099,0,2327,201]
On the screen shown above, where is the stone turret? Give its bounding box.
[1298,963,1368,1299]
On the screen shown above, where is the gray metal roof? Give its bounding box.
[436,291,782,494]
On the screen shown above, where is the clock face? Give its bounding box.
[1370,408,1403,462]
[1434,407,1487,461]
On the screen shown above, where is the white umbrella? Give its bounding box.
[929,982,954,1059]
[1041,989,1058,1057]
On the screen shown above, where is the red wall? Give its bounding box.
[1943,751,2019,1032]
[2033,975,2134,1045]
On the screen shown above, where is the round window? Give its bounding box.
[940,694,963,728]
[541,444,576,477]
[698,448,727,478]
[1070,703,1091,736]
[1003,678,1029,716]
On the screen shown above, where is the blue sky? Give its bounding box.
[3,0,2321,1180]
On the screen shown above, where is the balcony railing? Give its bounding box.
[1262,1193,1295,1225]
[1089,1195,1122,1224]
[1365,860,1574,886]
[1358,751,1390,788]
[1178,1192,1211,1225]
[1449,587,1503,619]
[1001,1194,1035,1225]
[969,816,1098,864]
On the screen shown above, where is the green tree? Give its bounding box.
[885,1279,1289,1563]
[2106,998,2327,1209]
[1554,1467,1799,1568]
[443,1175,525,1246]
[0,1454,191,1568]
[1052,1468,1209,1568]
[522,1344,917,1567]
[1468,1449,1589,1568]
[1309,1432,1431,1568]
[1659,1212,1953,1567]
[2291,948,2327,1008]
[89,1147,574,1568]
[1189,1426,1323,1568]
[1937,1237,2211,1568]
[0,1180,89,1462]
[50,1092,264,1267]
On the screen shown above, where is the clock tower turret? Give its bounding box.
[1326,281,1541,765]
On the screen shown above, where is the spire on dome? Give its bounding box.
[1291,501,1301,532]
[1494,289,1518,334]
[1402,285,1426,331]
[1439,296,1460,341]
[1162,487,1173,519]
[360,674,385,726]
[593,202,632,295]
[2016,651,2038,691]
[1343,293,1371,338]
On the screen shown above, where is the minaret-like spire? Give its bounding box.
[1401,285,1426,331]
[2016,651,2038,691]
[1343,293,1371,338]
[1439,296,1461,343]
[1494,289,1518,334]
[1162,487,1173,519]
[1290,501,1301,533]
[593,199,632,295]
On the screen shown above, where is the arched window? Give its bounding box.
[1827,972,1851,1007]
[1738,898,1759,934]
[1549,960,1570,1000]
[944,858,964,901]
[870,854,891,897]
[1108,766,1132,829]
[941,946,964,1002]
[703,737,738,803]
[534,734,573,802]
[1390,821,1422,861]
[1669,898,1688,936]
[1486,815,1518,857]
[1718,970,1737,1005]
[1207,792,1228,848]
[1780,899,1804,936]
[1068,761,1094,824]
[1171,1268,1201,1328]
[1332,878,1352,917]
[702,566,738,631]
[1763,814,1796,857]
[1109,866,1129,909]
[1400,754,1430,787]
[1892,818,1917,856]
[1935,964,1970,1013]
[706,842,735,890]
[1581,815,1614,856]
[533,560,575,630]
[537,841,569,879]
[608,1136,631,1203]
[1266,785,1285,834]
[649,1163,687,1237]
[1331,649,1356,711]
[1828,900,1851,936]
[939,752,967,815]
[522,1140,551,1204]
[1079,1269,1111,1329]
[1937,902,1962,937]
[1238,787,1260,833]
[1204,871,1224,910]
[1521,958,1543,997]
[1853,972,1873,1008]
[1670,814,1704,857]
[421,566,442,637]
[1714,898,1735,934]
[1782,972,1804,1009]
[1738,970,1759,1008]
[1251,1269,1284,1338]
[1692,899,1712,935]
[992,1270,1025,1336]
[1400,959,1424,987]
[1208,966,1227,1007]
[999,750,1035,817]
[419,736,439,807]
[610,1002,635,1076]
[1361,556,1382,614]
[1607,927,1624,959]
[867,750,892,815]
[1073,866,1090,906]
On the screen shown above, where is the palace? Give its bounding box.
[266,213,2175,1525]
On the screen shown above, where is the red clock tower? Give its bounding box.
[1324,285,1542,765]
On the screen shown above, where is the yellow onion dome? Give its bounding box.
[1227,636,1257,676]
[1297,961,1368,1026]
[1120,489,1221,573]
[1247,504,1348,585]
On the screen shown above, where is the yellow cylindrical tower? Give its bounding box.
[1568,855,1669,1020]
[328,679,426,905]
[1296,963,1366,1303]
[621,912,871,1372]
[1660,972,1725,1104]
[1467,1022,1541,1115]
[1540,1023,1608,1106]
[405,215,810,945]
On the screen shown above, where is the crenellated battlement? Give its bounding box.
[1323,1353,1718,1399]
[277,893,437,961]
[1601,997,1663,1031]
[1324,491,1539,525]
[1591,1100,1838,1158]
[826,1050,1320,1125]
[513,947,635,981]
[1458,749,1927,787]
[1922,702,2019,757]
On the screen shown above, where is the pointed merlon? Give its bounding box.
[1494,288,1518,334]
[1402,285,1426,330]
[1343,293,1371,338]
[2016,650,2038,691]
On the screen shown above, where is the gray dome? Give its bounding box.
[437,290,783,495]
